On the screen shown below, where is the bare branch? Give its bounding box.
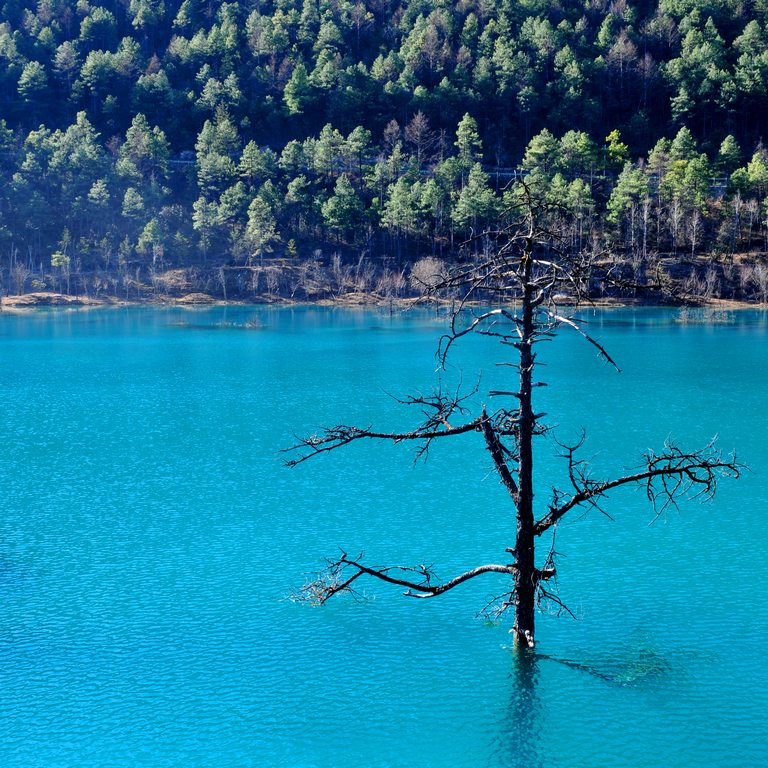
[389,375,479,434]
[535,439,741,535]
[537,585,577,619]
[288,188,742,644]
[476,591,516,623]
[480,406,519,504]
[544,310,621,372]
[284,414,484,466]
[533,524,574,618]
[438,308,507,366]
[292,551,517,605]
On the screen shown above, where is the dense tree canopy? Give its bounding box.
[2,0,768,299]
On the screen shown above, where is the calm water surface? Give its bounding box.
[0,306,766,767]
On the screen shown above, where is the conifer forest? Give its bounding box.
[2,0,768,301]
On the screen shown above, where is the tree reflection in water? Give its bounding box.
[492,650,545,768]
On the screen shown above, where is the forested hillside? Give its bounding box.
[2,0,768,300]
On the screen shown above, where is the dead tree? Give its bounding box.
[286,189,740,649]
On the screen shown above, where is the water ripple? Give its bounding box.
[0,307,766,767]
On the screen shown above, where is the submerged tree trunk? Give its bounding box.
[514,254,537,647]
[287,187,741,651]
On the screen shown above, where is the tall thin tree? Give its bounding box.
[287,188,740,648]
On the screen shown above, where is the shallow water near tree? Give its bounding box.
[0,305,766,767]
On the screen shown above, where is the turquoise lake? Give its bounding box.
[0,305,766,767]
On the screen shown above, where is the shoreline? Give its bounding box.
[0,290,763,312]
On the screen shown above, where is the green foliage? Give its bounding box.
[284,62,313,115]
[666,17,730,123]
[605,130,630,171]
[521,129,559,175]
[452,164,499,233]
[743,148,768,199]
[607,162,649,225]
[322,174,364,240]
[87,178,110,208]
[670,126,698,161]
[716,135,742,175]
[136,217,165,263]
[382,176,419,234]
[1,0,768,281]
[18,60,47,104]
[119,113,170,183]
[245,195,279,262]
[129,0,165,31]
[455,113,482,168]
[51,250,70,269]
[122,187,145,219]
[239,141,276,187]
[557,131,598,175]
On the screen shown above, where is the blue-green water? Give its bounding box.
[0,306,766,767]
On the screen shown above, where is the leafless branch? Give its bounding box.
[438,308,508,366]
[476,590,516,623]
[480,406,519,504]
[537,585,577,619]
[535,438,742,535]
[544,310,621,372]
[288,188,741,643]
[533,524,575,618]
[292,551,518,605]
[550,431,616,524]
[389,375,479,434]
[283,417,484,466]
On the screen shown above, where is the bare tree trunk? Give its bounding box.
[286,187,741,653]
[513,256,536,647]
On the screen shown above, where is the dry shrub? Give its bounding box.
[409,257,448,292]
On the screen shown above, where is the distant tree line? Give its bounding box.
[2,0,768,299]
